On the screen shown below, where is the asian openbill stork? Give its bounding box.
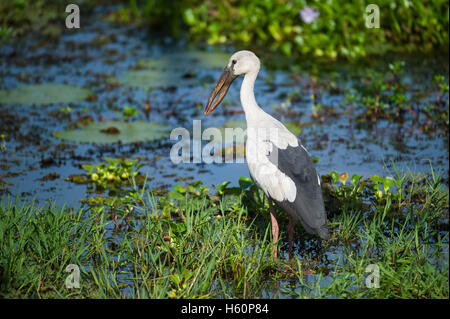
[204,50,329,258]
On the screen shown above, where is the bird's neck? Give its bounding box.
[240,70,264,124]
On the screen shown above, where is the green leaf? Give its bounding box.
[216,181,231,195]
[167,192,185,201]
[53,121,170,144]
[169,274,181,286]
[224,187,243,196]
[370,174,382,185]
[192,180,203,188]
[356,179,367,193]
[184,8,195,25]
[281,42,292,56]
[351,174,362,186]
[181,268,193,281]
[238,176,253,189]
[382,176,395,194]
[81,164,94,174]
[173,184,186,194]
[328,171,339,184]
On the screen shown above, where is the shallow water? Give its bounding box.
[0,11,447,207]
[0,6,448,299]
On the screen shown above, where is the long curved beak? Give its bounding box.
[204,66,238,115]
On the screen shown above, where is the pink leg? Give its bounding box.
[268,199,279,259]
[288,216,295,259]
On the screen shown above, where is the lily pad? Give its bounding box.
[117,69,199,89]
[53,121,170,144]
[0,84,93,105]
[117,50,231,89]
[139,51,231,71]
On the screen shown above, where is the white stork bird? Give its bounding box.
[204,50,329,258]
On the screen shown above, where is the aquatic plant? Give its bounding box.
[118,105,139,121]
[0,84,93,105]
[117,51,231,89]
[0,26,12,44]
[77,157,145,193]
[341,61,450,129]
[53,120,170,144]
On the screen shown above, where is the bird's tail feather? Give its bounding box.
[316,226,330,240]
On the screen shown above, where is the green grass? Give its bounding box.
[0,167,448,298]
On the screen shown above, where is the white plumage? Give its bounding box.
[204,50,329,258]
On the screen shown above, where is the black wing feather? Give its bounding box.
[267,140,329,239]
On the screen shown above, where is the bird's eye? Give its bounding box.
[232,59,237,65]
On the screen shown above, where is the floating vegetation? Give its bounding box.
[116,69,198,89]
[342,62,449,131]
[116,51,230,89]
[139,51,231,71]
[53,121,170,144]
[66,157,147,194]
[0,84,93,105]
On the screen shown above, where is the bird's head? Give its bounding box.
[204,50,260,115]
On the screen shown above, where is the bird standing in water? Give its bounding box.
[204,50,329,258]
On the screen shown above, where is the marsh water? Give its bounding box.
[1,11,448,207]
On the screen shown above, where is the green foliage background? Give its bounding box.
[116,0,449,58]
[1,1,448,58]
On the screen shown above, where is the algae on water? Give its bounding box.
[0,84,93,105]
[53,121,170,144]
[117,50,231,89]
